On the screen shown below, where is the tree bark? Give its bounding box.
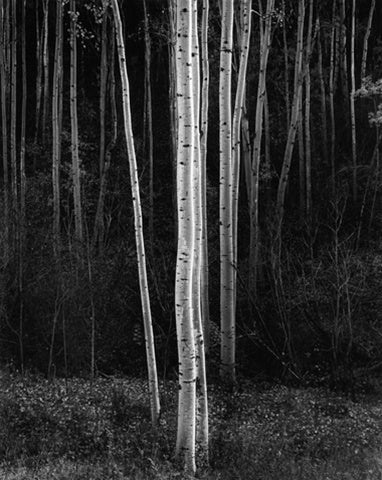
[174,1,197,472]
[52,0,63,254]
[200,0,210,358]
[219,0,235,385]
[111,0,160,427]
[70,0,83,243]
[361,0,375,80]
[350,0,357,202]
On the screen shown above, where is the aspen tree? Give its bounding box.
[174,0,197,471]
[281,0,290,127]
[93,1,109,249]
[168,0,178,238]
[339,0,349,103]
[70,0,83,243]
[19,0,27,375]
[350,0,357,201]
[42,0,49,145]
[0,1,9,260]
[110,0,160,426]
[329,0,337,194]
[249,0,274,292]
[304,0,314,224]
[99,2,108,177]
[34,0,43,168]
[276,0,305,228]
[10,0,17,233]
[361,0,375,81]
[93,17,118,251]
[317,21,329,169]
[191,0,208,462]
[143,0,154,245]
[52,0,63,254]
[219,0,235,385]
[232,0,252,303]
[200,0,210,355]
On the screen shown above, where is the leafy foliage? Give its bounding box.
[0,374,382,479]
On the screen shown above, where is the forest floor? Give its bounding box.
[0,372,382,479]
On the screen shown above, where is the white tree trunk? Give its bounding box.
[219,0,235,385]
[174,1,197,472]
[111,0,160,426]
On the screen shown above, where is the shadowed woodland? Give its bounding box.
[1,0,382,477]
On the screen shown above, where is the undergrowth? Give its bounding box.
[0,372,382,479]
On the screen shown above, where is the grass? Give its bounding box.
[0,372,382,479]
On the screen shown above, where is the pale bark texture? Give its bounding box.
[232,0,252,304]
[174,1,197,472]
[191,0,208,463]
[219,0,235,385]
[111,0,160,426]
[200,0,210,357]
[70,0,83,243]
[361,0,375,80]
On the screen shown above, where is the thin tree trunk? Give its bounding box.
[281,0,290,128]
[10,0,17,244]
[111,0,161,426]
[276,0,305,228]
[70,0,83,243]
[318,22,329,168]
[34,0,43,171]
[361,0,375,80]
[99,4,108,177]
[168,0,178,241]
[93,20,117,252]
[350,0,357,202]
[219,0,235,385]
[42,0,49,145]
[200,0,210,357]
[305,0,314,224]
[249,0,274,293]
[143,0,154,248]
[0,2,9,261]
[232,0,252,313]
[52,0,63,254]
[329,0,337,195]
[339,0,349,104]
[19,0,27,376]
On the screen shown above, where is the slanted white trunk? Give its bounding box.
[111,0,160,426]
[232,0,252,304]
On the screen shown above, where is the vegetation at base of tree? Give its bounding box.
[0,371,382,479]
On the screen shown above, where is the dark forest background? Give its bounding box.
[1,0,382,393]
